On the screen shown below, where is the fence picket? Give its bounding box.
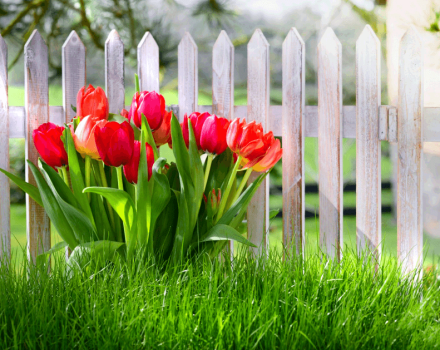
[24,30,50,263]
[282,28,305,258]
[317,28,343,260]
[0,35,9,261]
[212,30,234,258]
[62,31,86,123]
[138,32,159,92]
[178,32,198,121]
[247,29,270,257]
[397,27,423,275]
[356,25,381,259]
[105,30,125,114]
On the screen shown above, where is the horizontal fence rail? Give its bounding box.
[0,25,428,275]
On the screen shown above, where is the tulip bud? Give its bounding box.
[94,121,135,167]
[32,122,68,169]
[123,141,154,183]
[128,91,166,130]
[76,85,109,122]
[200,115,230,155]
[72,116,108,160]
[205,188,221,215]
[121,108,129,120]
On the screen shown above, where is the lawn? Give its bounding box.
[1,248,439,349]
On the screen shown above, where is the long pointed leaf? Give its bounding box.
[0,167,42,207]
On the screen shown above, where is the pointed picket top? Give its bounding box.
[137,31,159,92]
[25,29,47,52]
[318,27,341,56]
[400,25,422,52]
[178,32,198,121]
[283,27,305,51]
[105,29,125,114]
[179,31,197,50]
[212,30,234,120]
[62,30,86,123]
[62,30,84,50]
[248,28,269,49]
[357,24,380,48]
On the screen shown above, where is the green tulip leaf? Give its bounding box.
[199,224,257,247]
[150,158,171,232]
[0,167,43,207]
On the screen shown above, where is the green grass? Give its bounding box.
[0,249,439,349]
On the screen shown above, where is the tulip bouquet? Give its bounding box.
[1,76,282,269]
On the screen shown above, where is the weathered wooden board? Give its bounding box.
[178,32,198,121]
[282,28,305,258]
[379,106,388,141]
[388,107,398,143]
[212,30,234,258]
[62,31,86,123]
[397,27,423,276]
[212,31,234,119]
[0,35,10,261]
[317,28,343,260]
[24,30,51,263]
[356,25,381,260]
[247,29,270,257]
[138,32,160,92]
[105,30,125,114]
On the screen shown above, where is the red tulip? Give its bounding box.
[200,115,230,155]
[32,122,68,168]
[242,138,283,172]
[181,112,211,149]
[128,91,166,130]
[76,84,109,122]
[123,141,154,183]
[226,118,267,161]
[153,110,172,146]
[94,121,135,167]
[72,116,108,160]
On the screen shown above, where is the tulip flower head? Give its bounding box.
[199,115,230,155]
[72,116,108,160]
[94,121,135,167]
[181,112,211,149]
[203,188,221,214]
[123,141,155,184]
[242,138,282,172]
[76,85,109,122]
[153,110,172,146]
[121,108,129,120]
[32,122,68,169]
[128,91,166,131]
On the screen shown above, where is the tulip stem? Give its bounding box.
[85,156,91,201]
[135,73,140,93]
[203,154,214,191]
[60,166,70,188]
[116,166,129,242]
[97,161,117,231]
[216,155,242,221]
[231,168,253,204]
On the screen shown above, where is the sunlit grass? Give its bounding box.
[0,248,439,349]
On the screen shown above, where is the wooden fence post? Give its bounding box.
[247,29,270,257]
[178,32,198,122]
[62,30,86,259]
[0,35,9,261]
[138,32,160,93]
[282,28,305,258]
[212,30,234,259]
[397,27,423,276]
[356,25,381,260]
[24,30,50,263]
[317,28,343,260]
[105,30,125,114]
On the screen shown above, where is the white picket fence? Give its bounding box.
[0,25,435,273]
